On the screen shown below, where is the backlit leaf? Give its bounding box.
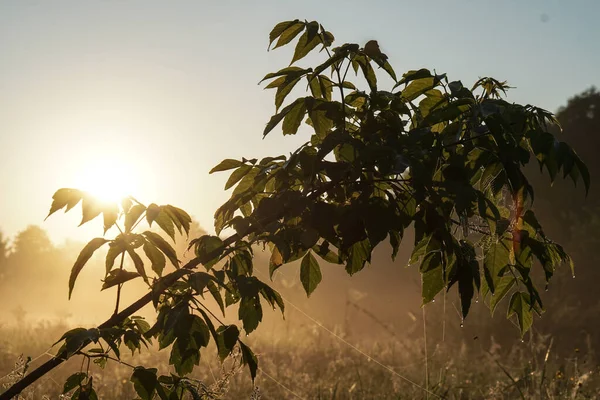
[400,77,437,102]
[105,236,126,275]
[69,238,108,299]
[291,28,322,65]
[130,367,158,400]
[490,275,516,314]
[101,269,140,290]
[264,97,306,137]
[46,188,84,220]
[143,231,179,268]
[272,21,305,50]
[282,98,306,135]
[79,195,104,226]
[268,20,300,50]
[126,247,147,282]
[225,165,253,190]
[63,372,87,394]
[143,242,166,276]
[216,325,239,361]
[300,251,322,296]
[125,204,146,233]
[508,291,534,336]
[103,203,119,234]
[239,341,258,381]
[210,159,243,174]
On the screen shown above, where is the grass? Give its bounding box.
[1,315,599,399]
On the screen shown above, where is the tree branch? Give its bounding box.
[1,180,341,399]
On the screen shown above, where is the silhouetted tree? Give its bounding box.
[12,225,53,256]
[0,231,8,281]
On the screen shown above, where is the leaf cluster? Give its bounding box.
[28,18,591,400]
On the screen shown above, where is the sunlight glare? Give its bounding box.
[74,156,139,204]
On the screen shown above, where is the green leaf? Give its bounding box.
[101,269,140,290]
[396,68,432,86]
[457,249,478,318]
[131,367,158,400]
[69,238,108,299]
[300,251,322,296]
[63,372,87,394]
[312,242,342,264]
[483,238,511,294]
[231,168,260,199]
[275,76,303,111]
[308,74,323,98]
[268,20,301,50]
[261,66,310,83]
[145,203,160,226]
[422,261,444,304]
[126,247,147,282]
[125,204,146,233]
[291,28,322,65]
[264,97,306,137]
[225,164,253,190]
[207,280,225,316]
[164,205,192,237]
[307,107,334,138]
[259,283,285,313]
[272,21,305,50]
[169,339,199,376]
[105,237,126,275]
[282,99,306,135]
[508,291,534,336]
[151,207,176,241]
[419,250,442,273]
[216,325,239,361]
[189,271,214,293]
[46,188,84,220]
[345,239,371,275]
[190,235,224,269]
[354,56,377,91]
[210,159,243,174]
[239,341,258,381]
[143,231,179,268]
[143,242,166,276]
[239,296,263,333]
[490,275,516,314]
[400,77,437,102]
[311,50,347,78]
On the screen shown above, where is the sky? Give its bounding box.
[0,0,598,244]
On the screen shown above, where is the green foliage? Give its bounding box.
[6,17,590,400]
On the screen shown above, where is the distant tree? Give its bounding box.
[524,88,600,348]
[0,231,8,280]
[1,19,590,399]
[12,225,53,257]
[530,87,598,229]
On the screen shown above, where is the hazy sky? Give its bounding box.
[0,0,598,244]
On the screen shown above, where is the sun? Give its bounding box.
[74,156,138,204]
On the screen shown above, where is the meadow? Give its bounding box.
[1,307,598,399]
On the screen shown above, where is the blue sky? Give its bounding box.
[0,0,598,243]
